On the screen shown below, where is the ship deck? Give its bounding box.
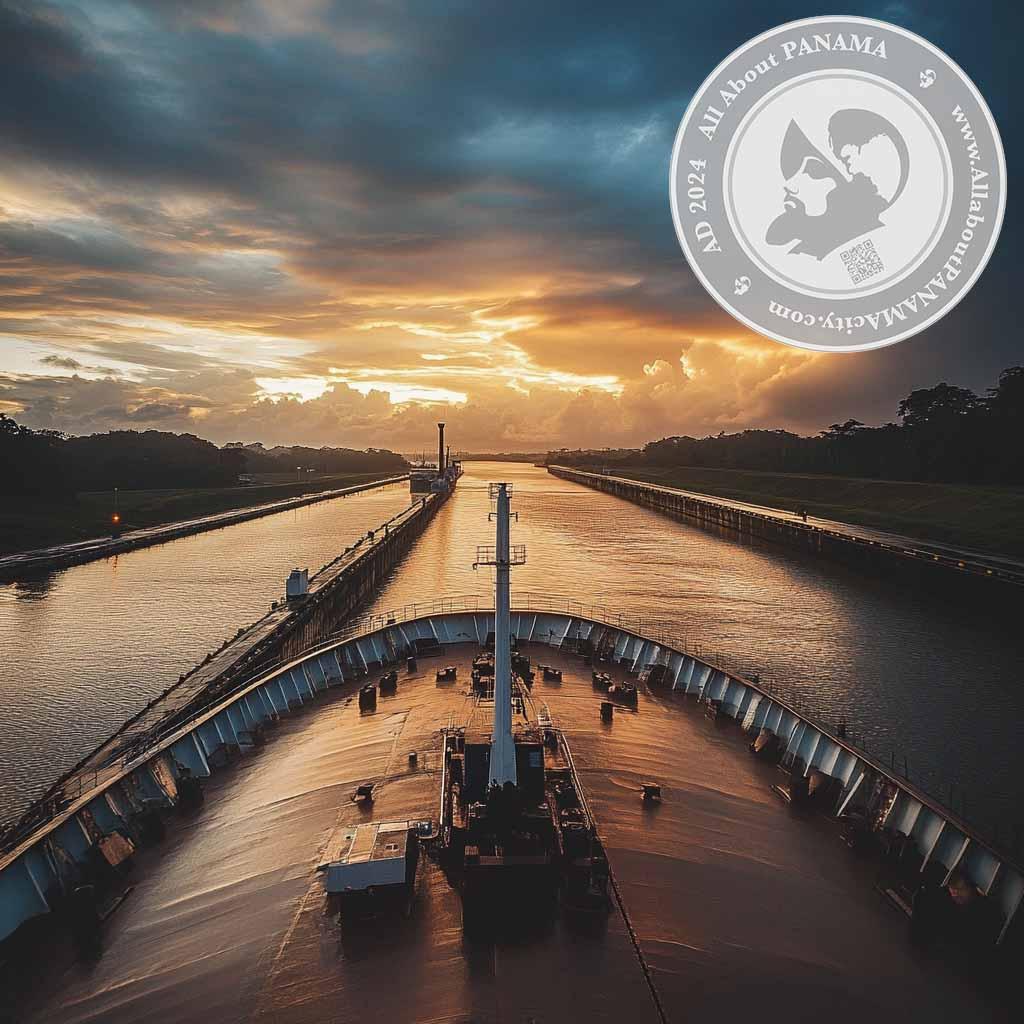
[7,644,1004,1023]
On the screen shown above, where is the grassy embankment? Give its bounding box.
[0,471,402,556]
[583,465,1024,557]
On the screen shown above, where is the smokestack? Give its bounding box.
[437,422,446,474]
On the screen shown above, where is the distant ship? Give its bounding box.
[409,421,462,493]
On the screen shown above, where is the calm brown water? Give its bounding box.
[0,463,1021,843]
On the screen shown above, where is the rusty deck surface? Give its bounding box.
[8,644,1003,1023]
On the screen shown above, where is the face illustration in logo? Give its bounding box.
[765,109,909,260]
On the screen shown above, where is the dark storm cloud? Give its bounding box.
[0,219,167,274]
[0,2,246,190]
[2,1,1012,226]
[1,1,786,215]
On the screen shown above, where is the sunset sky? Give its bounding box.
[0,0,1016,451]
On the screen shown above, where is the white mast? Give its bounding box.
[490,482,516,787]
[475,482,524,787]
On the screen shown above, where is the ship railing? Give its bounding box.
[131,587,970,799]
[0,591,955,785]
[0,591,741,845]
[205,591,1024,859]
[2,593,1019,864]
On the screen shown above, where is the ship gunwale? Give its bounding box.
[1,597,1021,950]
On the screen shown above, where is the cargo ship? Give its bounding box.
[0,478,1019,1022]
[409,421,462,493]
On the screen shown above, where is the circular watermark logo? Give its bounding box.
[670,16,1005,351]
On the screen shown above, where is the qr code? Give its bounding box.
[840,239,884,284]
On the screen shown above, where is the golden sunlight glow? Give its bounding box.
[344,381,469,404]
[255,377,331,401]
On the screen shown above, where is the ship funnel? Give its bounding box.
[437,422,446,475]
[474,483,526,788]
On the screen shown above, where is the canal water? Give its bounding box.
[1,463,1021,845]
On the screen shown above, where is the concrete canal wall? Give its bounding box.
[1,601,1020,960]
[548,465,1023,587]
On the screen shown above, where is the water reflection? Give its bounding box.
[7,572,60,601]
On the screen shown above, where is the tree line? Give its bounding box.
[549,366,1024,485]
[0,421,408,498]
